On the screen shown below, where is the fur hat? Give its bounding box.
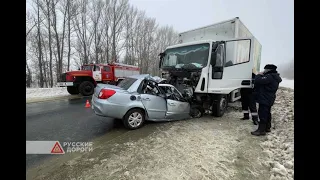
[264,64,277,70]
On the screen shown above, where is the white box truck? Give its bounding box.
[159,17,262,117]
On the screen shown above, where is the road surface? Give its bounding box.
[26,96,120,169]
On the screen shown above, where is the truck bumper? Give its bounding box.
[57,82,74,87]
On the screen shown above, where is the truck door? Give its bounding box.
[208,39,253,94]
[92,65,102,82]
[102,66,113,82]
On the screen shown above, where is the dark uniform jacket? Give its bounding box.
[254,70,282,106]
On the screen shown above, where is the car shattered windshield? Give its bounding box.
[162,43,210,69]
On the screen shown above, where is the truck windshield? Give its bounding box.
[162,43,210,69]
[82,65,93,70]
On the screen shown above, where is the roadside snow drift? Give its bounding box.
[26,87,71,102]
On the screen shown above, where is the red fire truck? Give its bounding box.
[57,63,140,96]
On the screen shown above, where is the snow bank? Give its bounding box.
[26,87,71,102]
[280,78,294,89]
[261,88,294,180]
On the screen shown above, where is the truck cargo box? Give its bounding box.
[178,17,261,73]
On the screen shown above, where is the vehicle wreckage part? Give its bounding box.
[123,108,145,130]
[190,105,205,118]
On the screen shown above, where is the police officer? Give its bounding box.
[240,71,258,125]
[251,64,282,136]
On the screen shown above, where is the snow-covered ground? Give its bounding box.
[28,87,294,180]
[26,87,71,102]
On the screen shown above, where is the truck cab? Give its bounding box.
[80,64,114,83]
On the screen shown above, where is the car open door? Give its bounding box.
[158,85,190,120]
[140,83,167,120]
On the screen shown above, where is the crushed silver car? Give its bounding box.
[91,74,204,130]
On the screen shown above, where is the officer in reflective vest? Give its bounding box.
[240,71,258,125]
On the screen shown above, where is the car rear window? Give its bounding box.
[117,78,137,90]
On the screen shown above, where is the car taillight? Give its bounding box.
[98,89,116,99]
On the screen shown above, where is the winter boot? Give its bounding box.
[266,121,271,133]
[252,115,258,125]
[241,113,249,120]
[251,123,266,136]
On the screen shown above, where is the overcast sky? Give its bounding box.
[129,0,294,69]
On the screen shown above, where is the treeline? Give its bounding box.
[278,59,294,80]
[26,0,178,88]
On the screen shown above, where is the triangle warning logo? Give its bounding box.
[51,141,65,154]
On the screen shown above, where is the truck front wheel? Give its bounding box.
[212,95,228,117]
[79,81,94,96]
[67,86,79,95]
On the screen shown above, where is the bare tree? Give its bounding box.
[38,0,55,87]
[89,0,105,63]
[66,0,77,71]
[109,0,128,62]
[73,0,93,64]
[35,0,44,87]
[101,0,111,63]
[123,5,138,65]
[26,12,37,38]
[26,0,180,87]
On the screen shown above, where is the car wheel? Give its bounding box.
[79,81,94,96]
[67,86,79,95]
[212,95,227,117]
[123,109,145,130]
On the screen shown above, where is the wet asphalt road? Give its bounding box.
[26,97,117,169]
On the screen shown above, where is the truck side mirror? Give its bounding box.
[158,52,165,68]
[159,59,162,69]
[78,68,80,70]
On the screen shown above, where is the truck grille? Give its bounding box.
[60,73,66,82]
